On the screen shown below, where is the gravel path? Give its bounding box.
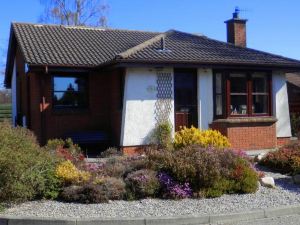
[1,166,300,219]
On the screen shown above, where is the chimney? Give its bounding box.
[225,7,248,47]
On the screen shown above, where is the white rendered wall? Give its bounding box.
[198,68,214,130]
[11,58,17,127]
[272,71,292,137]
[121,68,174,146]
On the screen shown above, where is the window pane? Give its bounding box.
[253,95,268,114]
[53,92,87,108]
[252,73,268,93]
[230,95,247,115]
[216,73,222,94]
[53,76,88,108]
[216,95,222,115]
[230,74,247,93]
[54,77,86,92]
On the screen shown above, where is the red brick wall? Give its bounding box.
[122,146,146,155]
[210,121,277,150]
[226,21,247,47]
[277,137,291,147]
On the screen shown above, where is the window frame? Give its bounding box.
[51,73,89,111]
[213,70,272,119]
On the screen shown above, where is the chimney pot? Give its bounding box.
[233,7,240,19]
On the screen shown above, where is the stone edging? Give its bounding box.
[1,204,300,225]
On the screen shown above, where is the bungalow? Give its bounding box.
[4,10,300,154]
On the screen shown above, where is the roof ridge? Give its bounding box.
[11,22,161,34]
[116,30,174,59]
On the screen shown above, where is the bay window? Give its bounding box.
[213,71,271,118]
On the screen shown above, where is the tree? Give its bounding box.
[0,42,7,89]
[39,0,109,27]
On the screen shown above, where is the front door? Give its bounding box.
[174,69,198,131]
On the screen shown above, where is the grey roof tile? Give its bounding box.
[11,23,300,68]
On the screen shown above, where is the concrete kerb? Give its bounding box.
[1,204,300,225]
[0,215,76,225]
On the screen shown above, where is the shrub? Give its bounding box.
[101,155,147,178]
[102,157,127,178]
[148,146,258,197]
[102,177,126,200]
[0,204,5,213]
[55,160,91,184]
[151,122,173,150]
[60,184,108,203]
[0,122,61,203]
[158,172,192,199]
[45,138,85,164]
[174,126,230,149]
[259,143,300,174]
[100,147,122,158]
[125,169,160,199]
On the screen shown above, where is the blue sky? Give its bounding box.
[1,0,300,88]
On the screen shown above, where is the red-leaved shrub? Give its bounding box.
[259,143,300,174]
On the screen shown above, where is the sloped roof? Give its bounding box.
[10,22,300,68]
[117,30,300,68]
[11,23,159,66]
[5,22,300,87]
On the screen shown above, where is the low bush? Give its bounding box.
[259,143,300,174]
[60,177,126,203]
[0,122,61,203]
[55,160,91,184]
[151,122,173,150]
[45,138,85,164]
[0,204,5,213]
[102,177,126,200]
[125,169,160,199]
[100,147,122,158]
[174,126,230,149]
[158,172,192,199]
[148,146,258,198]
[101,155,147,178]
[60,184,108,203]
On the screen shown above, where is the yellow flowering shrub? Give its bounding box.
[174,126,230,149]
[55,160,91,184]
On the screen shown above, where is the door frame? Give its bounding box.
[174,68,198,131]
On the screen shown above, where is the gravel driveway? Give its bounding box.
[1,166,300,219]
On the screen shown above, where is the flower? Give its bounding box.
[158,172,192,199]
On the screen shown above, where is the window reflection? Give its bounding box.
[53,76,88,109]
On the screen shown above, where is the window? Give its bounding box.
[214,71,271,118]
[53,75,88,109]
[215,73,223,116]
[230,73,248,115]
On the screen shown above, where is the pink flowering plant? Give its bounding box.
[125,169,160,199]
[158,172,192,199]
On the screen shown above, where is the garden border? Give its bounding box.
[1,204,300,225]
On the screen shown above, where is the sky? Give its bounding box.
[1,0,300,88]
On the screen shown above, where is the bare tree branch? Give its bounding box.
[39,0,109,27]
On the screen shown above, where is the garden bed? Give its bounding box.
[1,123,300,220]
[1,166,300,219]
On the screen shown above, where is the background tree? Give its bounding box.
[39,0,109,27]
